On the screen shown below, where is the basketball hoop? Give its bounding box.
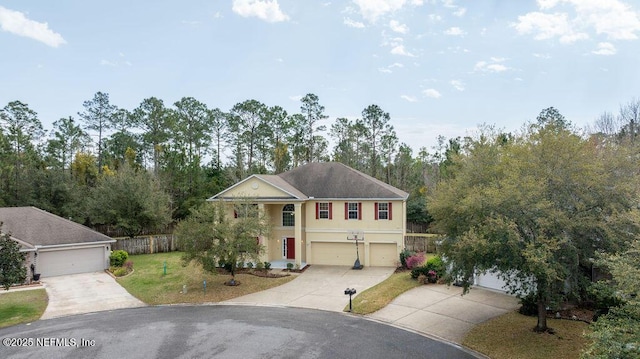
[347,230,364,241]
[347,230,364,270]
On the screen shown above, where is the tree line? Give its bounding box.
[0,92,445,231]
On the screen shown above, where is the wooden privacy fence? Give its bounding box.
[404,235,441,253]
[112,234,178,255]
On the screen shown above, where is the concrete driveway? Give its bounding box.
[40,272,145,320]
[223,265,395,312]
[368,284,520,344]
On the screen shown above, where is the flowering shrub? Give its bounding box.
[405,253,425,269]
[428,270,437,278]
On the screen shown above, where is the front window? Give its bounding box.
[348,202,359,220]
[282,204,295,226]
[318,202,329,219]
[377,202,389,220]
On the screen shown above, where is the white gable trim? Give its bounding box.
[207,175,305,201]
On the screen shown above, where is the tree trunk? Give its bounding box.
[535,296,548,332]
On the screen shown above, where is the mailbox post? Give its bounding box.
[344,288,357,312]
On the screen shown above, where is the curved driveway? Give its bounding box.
[0,306,480,359]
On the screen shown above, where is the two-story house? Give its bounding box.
[208,162,409,268]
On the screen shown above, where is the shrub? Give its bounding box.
[246,262,254,269]
[410,255,446,279]
[411,266,429,279]
[518,292,538,316]
[236,261,245,269]
[417,274,427,284]
[399,248,414,269]
[112,267,128,277]
[255,262,264,270]
[110,250,129,267]
[124,261,134,271]
[405,253,425,269]
[263,262,271,270]
[286,262,294,271]
[425,256,445,277]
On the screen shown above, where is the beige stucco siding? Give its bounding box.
[310,242,363,266]
[222,178,293,198]
[369,243,398,266]
[303,200,404,266]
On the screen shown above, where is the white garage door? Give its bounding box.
[310,242,363,266]
[38,247,106,277]
[369,243,397,267]
[475,272,508,292]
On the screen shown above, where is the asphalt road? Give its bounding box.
[0,305,479,359]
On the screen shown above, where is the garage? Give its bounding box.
[0,206,115,283]
[475,272,508,292]
[38,246,108,277]
[310,242,363,266]
[369,243,397,267]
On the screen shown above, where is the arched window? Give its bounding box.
[282,204,295,226]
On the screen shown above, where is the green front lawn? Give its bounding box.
[345,271,422,314]
[117,252,295,305]
[463,311,591,359]
[0,289,48,328]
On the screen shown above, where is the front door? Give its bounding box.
[286,237,295,259]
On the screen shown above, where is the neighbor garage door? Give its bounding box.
[369,243,397,267]
[475,272,508,292]
[38,247,106,277]
[310,242,363,266]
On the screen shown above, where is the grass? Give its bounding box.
[345,271,422,314]
[117,252,295,305]
[345,253,438,314]
[0,289,48,328]
[463,311,591,359]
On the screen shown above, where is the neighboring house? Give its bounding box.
[0,207,115,281]
[208,162,409,267]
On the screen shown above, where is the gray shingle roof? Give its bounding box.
[276,162,408,199]
[0,207,114,247]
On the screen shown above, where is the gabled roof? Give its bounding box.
[210,162,409,201]
[0,207,114,247]
[277,162,409,199]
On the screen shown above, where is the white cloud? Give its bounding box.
[100,59,116,66]
[513,12,588,43]
[0,6,66,47]
[213,11,223,19]
[450,79,465,91]
[474,58,510,73]
[444,26,465,36]
[401,95,418,102]
[378,67,392,73]
[429,14,442,21]
[533,52,551,59]
[390,44,415,56]
[352,0,423,23]
[513,0,640,43]
[423,88,442,98]
[389,62,404,68]
[389,19,409,33]
[442,0,456,8]
[232,0,289,23]
[592,42,617,55]
[453,7,466,17]
[289,95,303,101]
[344,17,365,28]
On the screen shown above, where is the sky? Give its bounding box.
[1,0,640,154]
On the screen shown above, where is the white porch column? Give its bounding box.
[258,203,267,262]
[294,202,302,267]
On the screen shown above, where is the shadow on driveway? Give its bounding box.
[41,272,145,320]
